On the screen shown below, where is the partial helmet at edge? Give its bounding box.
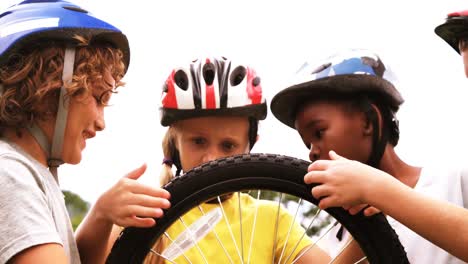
[435,10,468,54]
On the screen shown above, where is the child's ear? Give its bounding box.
[362,115,373,136]
[363,104,383,138]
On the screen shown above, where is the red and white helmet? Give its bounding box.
[160,57,267,126]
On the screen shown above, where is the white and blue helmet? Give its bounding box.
[271,49,403,129]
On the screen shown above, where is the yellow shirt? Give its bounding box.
[164,192,312,263]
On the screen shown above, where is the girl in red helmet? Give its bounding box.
[149,57,342,263]
[271,49,468,263]
[0,1,170,263]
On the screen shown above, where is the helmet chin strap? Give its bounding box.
[367,117,388,168]
[27,47,75,182]
[366,106,390,169]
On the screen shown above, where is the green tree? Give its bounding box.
[63,190,90,230]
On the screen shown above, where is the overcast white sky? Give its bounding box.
[1,0,468,204]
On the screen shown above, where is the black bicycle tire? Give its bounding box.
[107,153,409,264]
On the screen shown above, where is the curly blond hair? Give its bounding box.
[0,35,126,136]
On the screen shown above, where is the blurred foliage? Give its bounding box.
[63,190,90,230]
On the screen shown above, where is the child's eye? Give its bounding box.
[221,141,236,151]
[93,89,116,106]
[315,129,325,139]
[93,95,102,105]
[193,137,206,145]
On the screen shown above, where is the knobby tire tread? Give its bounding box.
[107,153,409,264]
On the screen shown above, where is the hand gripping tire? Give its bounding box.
[107,153,409,264]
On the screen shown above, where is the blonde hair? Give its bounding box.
[144,127,179,263]
[160,127,179,186]
[0,35,126,135]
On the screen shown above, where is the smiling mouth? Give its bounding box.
[83,130,96,140]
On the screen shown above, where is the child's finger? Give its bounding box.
[364,206,382,216]
[348,204,368,215]
[318,196,335,210]
[307,160,330,171]
[124,163,147,180]
[311,185,331,200]
[304,171,328,184]
[329,150,345,160]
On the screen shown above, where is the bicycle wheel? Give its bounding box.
[106,153,408,264]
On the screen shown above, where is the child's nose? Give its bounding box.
[309,143,320,162]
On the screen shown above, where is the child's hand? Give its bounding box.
[344,204,382,216]
[304,151,383,211]
[94,164,171,228]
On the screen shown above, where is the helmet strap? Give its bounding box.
[366,107,389,169]
[27,46,75,182]
[173,150,182,176]
[248,117,258,150]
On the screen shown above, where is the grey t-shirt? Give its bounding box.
[0,140,80,263]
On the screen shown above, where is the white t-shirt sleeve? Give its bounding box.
[459,166,468,208]
[0,156,62,263]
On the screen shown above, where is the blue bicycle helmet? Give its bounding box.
[0,0,130,69]
[271,49,403,169]
[0,0,130,178]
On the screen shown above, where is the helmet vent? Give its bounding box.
[202,63,215,85]
[0,11,12,19]
[311,62,331,74]
[19,0,60,4]
[174,70,189,91]
[162,83,168,93]
[63,6,88,13]
[230,66,246,86]
[252,76,261,87]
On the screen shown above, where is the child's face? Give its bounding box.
[173,116,250,172]
[60,71,116,164]
[459,39,468,77]
[294,100,373,163]
[462,51,468,78]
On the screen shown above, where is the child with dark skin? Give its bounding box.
[271,49,468,263]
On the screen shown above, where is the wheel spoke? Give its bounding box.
[278,198,303,264]
[354,256,369,264]
[287,207,322,264]
[157,232,193,264]
[328,236,354,264]
[238,192,245,262]
[291,220,338,264]
[247,190,261,264]
[217,195,244,264]
[197,206,235,264]
[149,249,178,264]
[178,217,209,264]
[271,193,283,264]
